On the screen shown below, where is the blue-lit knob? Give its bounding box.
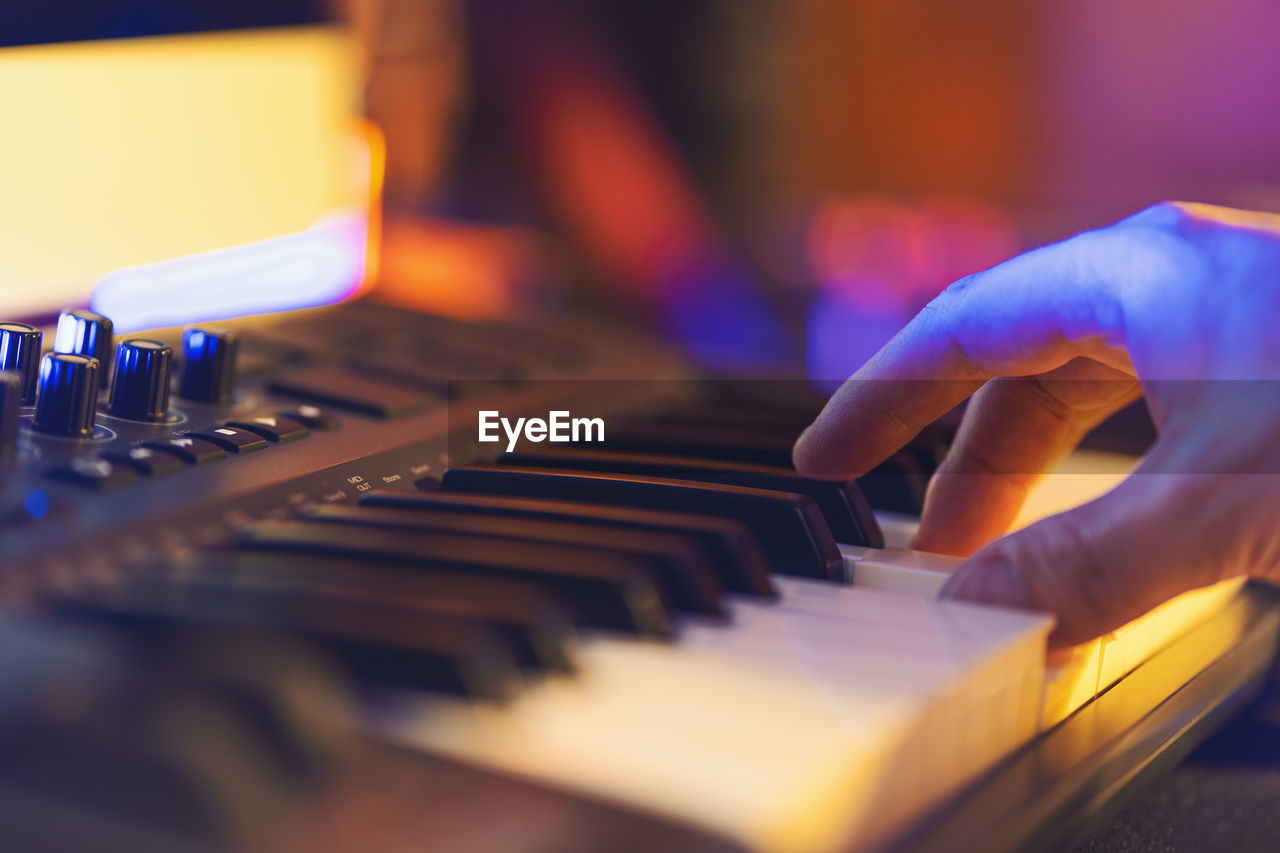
[179,328,239,405]
[0,322,42,405]
[54,309,114,388]
[108,339,173,421]
[34,353,100,438]
[0,372,19,462]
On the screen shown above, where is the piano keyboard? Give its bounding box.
[355,453,1245,853]
[0,300,1269,852]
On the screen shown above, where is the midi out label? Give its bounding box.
[477,410,605,452]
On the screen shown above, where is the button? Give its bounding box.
[227,415,308,443]
[0,322,42,405]
[281,405,341,431]
[49,456,138,491]
[142,435,227,465]
[106,446,183,478]
[53,308,114,388]
[186,426,268,454]
[269,366,434,418]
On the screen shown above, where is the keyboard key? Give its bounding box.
[170,550,577,672]
[441,466,844,581]
[281,405,341,431]
[502,449,884,548]
[105,445,183,478]
[240,521,673,636]
[303,504,725,616]
[186,426,269,454]
[48,457,138,491]
[142,435,227,465]
[60,578,520,699]
[269,366,436,418]
[227,415,309,444]
[597,422,796,468]
[860,451,930,516]
[360,490,777,597]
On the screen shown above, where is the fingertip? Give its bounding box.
[791,424,816,475]
[791,420,860,480]
[939,555,1031,610]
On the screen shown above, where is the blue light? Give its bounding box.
[23,488,50,521]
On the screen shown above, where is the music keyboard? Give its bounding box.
[0,299,1273,853]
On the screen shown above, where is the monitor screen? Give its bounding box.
[0,2,375,331]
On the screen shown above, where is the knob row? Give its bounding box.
[0,314,240,445]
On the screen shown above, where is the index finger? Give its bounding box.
[792,231,1133,480]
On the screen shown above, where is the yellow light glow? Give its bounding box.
[0,26,366,319]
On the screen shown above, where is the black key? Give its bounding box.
[142,435,227,465]
[860,451,930,516]
[607,416,946,516]
[105,445,184,478]
[185,425,268,454]
[646,401,816,434]
[281,405,341,431]
[269,366,435,418]
[303,504,725,616]
[170,550,576,672]
[441,466,844,581]
[228,415,309,443]
[599,422,796,468]
[60,579,520,700]
[240,521,673,635]
[48,457,138,491]
[503,448,883,548]
[360,490,776,597]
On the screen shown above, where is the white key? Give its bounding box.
[369,583,1051,853]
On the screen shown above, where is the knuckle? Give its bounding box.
[1127,200,1194,230]
[927,271,983,312]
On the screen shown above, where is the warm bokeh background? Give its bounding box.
[352,0,1280,373]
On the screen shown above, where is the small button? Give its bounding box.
[186,426,268,454]
[228,415,308,443]
[143,435,227,465]
[49,456,138,491]
[106,446,184,477]
[282,405,341,431]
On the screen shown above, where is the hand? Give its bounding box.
[793,202,1280,645]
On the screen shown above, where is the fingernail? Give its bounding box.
[941,557,1029,608]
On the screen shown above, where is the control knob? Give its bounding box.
[53,308,114,388]
[108,339,173,421]
[33,353,100,438]
[178,328,239,405]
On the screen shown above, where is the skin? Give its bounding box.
[794,202,1280,646]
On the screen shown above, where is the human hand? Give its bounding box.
[793,202,1280,645]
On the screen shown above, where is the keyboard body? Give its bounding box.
[1,298,1276,853]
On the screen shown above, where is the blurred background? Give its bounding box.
[6,0,1280,375]
[341,0,1280,376]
